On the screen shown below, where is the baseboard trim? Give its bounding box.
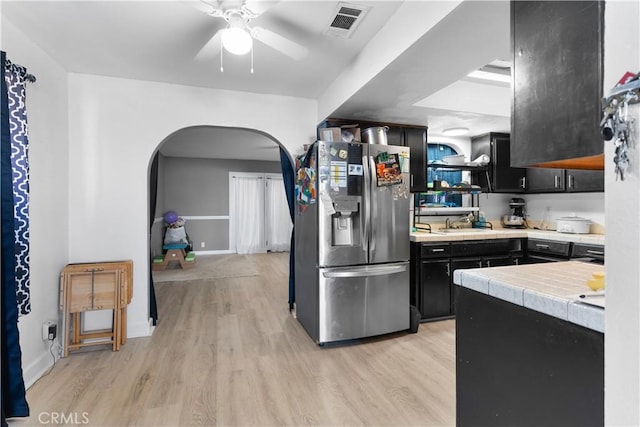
[24,320,153,389]
[23,340,60,389]
[193,249,235,255]
[127,318,154,338]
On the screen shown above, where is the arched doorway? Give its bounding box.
[147,125,295,324]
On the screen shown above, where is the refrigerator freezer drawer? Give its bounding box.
[318,262,410,344]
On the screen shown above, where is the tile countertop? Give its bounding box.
[453,261,605,333]
[410,228,605,245]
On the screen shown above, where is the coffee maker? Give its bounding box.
[502,197,526,228]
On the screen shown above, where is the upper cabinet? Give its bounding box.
[318,119,428,192]
[511,1,604,169]
[471,133,525,193]
[525,168,565,193]
[404,127,428,193]
[470,132,604,193]
[565,169,604,192]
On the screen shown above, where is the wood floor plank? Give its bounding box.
[13,252,455,426]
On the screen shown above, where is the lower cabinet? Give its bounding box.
[457,287,603,426]
[419,259,451,319]
[411,239,524,321]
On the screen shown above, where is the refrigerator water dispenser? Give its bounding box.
[332,200,359,246]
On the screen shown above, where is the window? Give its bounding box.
[423,143,463,207]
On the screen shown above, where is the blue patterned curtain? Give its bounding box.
[1,51,30,423]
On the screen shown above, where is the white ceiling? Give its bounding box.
[159,126,281,160]
[2,0,512,161]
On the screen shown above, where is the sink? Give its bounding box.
[433,228,489,234]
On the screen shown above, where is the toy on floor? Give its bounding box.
[153,243,196,271]
[154,211,196,270]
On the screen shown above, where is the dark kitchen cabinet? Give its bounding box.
[420,260,451,319]
[525,238,572,263]
[482,255,513,268]
[511,1,604,168]
[319,118,428,192]
[450,258,482,315]
[411,242,452,321]
[457,287,604,426]
[404,127,428,192]
[385,126,404,146]
[411,239,524,321]
[566,169,604,192]
[469,131,604,193]
[525,168,566,193]
[524,168,604,193]
[471,132,525,193]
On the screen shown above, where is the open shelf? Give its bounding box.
[417,206,480,215]
[423,188,483,195]
[427,162,489,171]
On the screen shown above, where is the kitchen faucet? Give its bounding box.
[445,214,472,230]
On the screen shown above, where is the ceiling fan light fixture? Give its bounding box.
[221,27,253,55]
[442,127,470,137]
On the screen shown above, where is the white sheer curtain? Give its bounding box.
[265,177,293,252]
[231,176,264,254]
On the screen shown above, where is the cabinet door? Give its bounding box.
[566,169,604,192]
[472,133,526,193]
[419,259,451,319]
[386,126,404,146]
[450,258,483,315]
[405,127,428,193]
[492,134,526,192]
[483,255,512,268]
[525,168,565,193]
[511,1,604,167]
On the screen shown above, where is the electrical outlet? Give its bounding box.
[48,324,57,340]
[42,320,55,341]
[200,242,205,248]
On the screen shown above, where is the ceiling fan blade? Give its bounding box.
[195,30,223,61]
[243,0,280,17]
[251,26,308,61]
[182,0,221,15]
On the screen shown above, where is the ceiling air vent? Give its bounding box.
[324,3,369,38]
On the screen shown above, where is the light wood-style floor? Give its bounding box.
[15,253,456,426]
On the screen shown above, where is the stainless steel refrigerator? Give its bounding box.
[294,140,410,344]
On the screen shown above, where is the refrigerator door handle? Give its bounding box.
[322,264,408,278]
[362,152,371,255]
[368,155,377,255]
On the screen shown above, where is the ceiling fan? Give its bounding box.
[188,0,309,64]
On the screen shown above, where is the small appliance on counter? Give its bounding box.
[502,197,527,228]
[556,215,592,234]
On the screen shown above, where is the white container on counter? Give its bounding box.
[556,216,591,234]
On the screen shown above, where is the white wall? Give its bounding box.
[318,1,462,121]
[1,18,70,386]
[520,193,605,229]
[604,1,640,424]
[67,73,317,338]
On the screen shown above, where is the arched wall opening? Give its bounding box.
[149,125,292,250]
[147,125,295,325]
[67,73,317,339]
